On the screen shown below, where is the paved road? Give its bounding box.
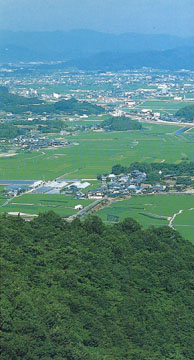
[66,199,106,222]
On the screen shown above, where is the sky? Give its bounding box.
[0,0,194,37]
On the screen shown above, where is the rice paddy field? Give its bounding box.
[96,194,194,243]
[0,193,93,218]
[135,100,190,114]
[0,123,194,180]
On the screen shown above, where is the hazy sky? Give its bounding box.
[0,0,194,36]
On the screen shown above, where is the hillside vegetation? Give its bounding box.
[0,86,104,115]
[0,123,21,139]
[102,116,142,131]
[176,104,194,122]
[1,212,194,360]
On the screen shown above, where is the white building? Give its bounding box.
[74,205,84,210]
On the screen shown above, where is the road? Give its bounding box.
[66,199,107,222]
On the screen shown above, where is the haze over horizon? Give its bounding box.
[0,0,194,37]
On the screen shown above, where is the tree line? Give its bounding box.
[112,161,194,184]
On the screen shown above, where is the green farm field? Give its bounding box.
[135,100,189,114]
[96,194,194,243]
[0,194,93,218]
[0,123,194,180]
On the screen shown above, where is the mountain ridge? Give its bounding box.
[65,46,194,71]
[0,29,194,63]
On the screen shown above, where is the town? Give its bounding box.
[1,66,194,127]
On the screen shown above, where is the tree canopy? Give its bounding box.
[102,116,142,131]
[0,123,20,139]
[112,161,194,177]
[1,212,194,359]
[175,104,194,122]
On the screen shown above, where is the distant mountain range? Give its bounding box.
[0,30,194,70]
[65,47,194,71]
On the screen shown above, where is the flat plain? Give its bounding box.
[0,123,194,180]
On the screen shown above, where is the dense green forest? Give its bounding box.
[175,104,194,122]
[0,86,105,115]
[37,119,66,133]
[1,212,194,359]
[102,116,142,131]
[0,123,21,139]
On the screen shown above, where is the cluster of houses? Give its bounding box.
[87,171,166,199]
[4,169,167,199]
[10,134,69,151]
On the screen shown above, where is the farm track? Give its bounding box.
[169,209,183,229]
[57,169,80,179]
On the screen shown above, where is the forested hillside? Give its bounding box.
[0,86,104,115]
[1,212,194,360]
[102,116,142,131]
[176,104,194,122]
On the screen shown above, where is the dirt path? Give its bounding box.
[57,169,80,180]
[169,209,183,229]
